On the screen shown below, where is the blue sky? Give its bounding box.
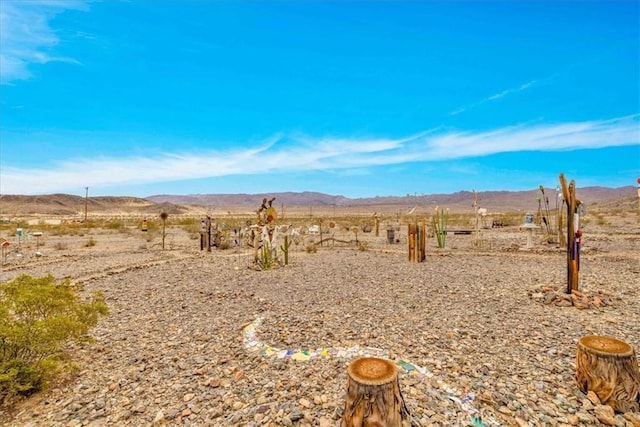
[1,1,638,198]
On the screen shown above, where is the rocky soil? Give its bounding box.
[0,217,639,427]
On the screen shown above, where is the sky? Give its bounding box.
[1,1,639,198]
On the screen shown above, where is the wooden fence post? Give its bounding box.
[420,218,426,262]
[408,223,415,262]
[407,222,426,262]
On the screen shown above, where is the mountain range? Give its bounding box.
[0,186,636,216]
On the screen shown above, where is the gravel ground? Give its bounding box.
[0,222,639,427]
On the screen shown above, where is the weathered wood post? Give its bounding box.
[341,357,410,427]
[408,223,415,262]
[374,214,380,237]
[205,216,212,253]
[407,221,426,262]
[419,218,426,261]
[557,195,566,249]
[559,173,581,293]
[576,335,640,413]
[253,227,260,263]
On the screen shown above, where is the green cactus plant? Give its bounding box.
[280,235,291,265]
[432,206,448,248]
[259,241,276,269]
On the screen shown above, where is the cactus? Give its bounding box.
[432,206,448,248]
[280,235,291,265]
[259,241,276,269]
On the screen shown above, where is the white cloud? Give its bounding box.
[487,80,537,101]
[0,1,88,84]
[450,79,538,115]
[1,115,637,195]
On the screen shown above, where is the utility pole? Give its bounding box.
[84,187,89,222]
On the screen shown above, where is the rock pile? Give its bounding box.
[530,285,613,309]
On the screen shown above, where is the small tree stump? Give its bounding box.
[576,335,640,412]
[341,357,410,427]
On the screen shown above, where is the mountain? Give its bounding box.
[0,194,188,216]
[1,186,636,217]
[147,186,636,210]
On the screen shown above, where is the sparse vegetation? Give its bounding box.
[0,274,108,401]
[53,242,68,251]
[104,219,124,230]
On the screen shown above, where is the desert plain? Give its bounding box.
[0,194,638,427]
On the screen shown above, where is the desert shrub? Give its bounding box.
[0,274,108,401]
[50,241,66,250]
[357,241,368,251]
[104,219,124,230]
[492,213,520,227]
[306,243,317,253]
[85,237,96,247]
[182,223,201,238]
[143,220,159,232]
[174,217,199,227]
[592,213,607,227]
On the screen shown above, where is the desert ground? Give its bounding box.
[0,198,638,427]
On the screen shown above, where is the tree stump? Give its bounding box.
[341,357,410,427]
[576,335,640,412]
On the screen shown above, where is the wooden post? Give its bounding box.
[557,199,566,249]
[341,357,410,427]
[559,173,580,293]
[408,222,426,263]
[420,218,426,262]
[205,216,212,253]
[408,223,415,262]
[576,335,640,413]
[253,228,260,263]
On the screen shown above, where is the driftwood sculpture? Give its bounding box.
[576,335,640,413]
[341,357,410,427]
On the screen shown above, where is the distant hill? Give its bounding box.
[0,194,189,216]
[147,186,636,210]
[1,186,636,217]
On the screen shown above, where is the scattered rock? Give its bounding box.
[594,404,616,425]
[0,227,637,427]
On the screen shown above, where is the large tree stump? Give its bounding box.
[576,335,640,412]
[341,357,410,427]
